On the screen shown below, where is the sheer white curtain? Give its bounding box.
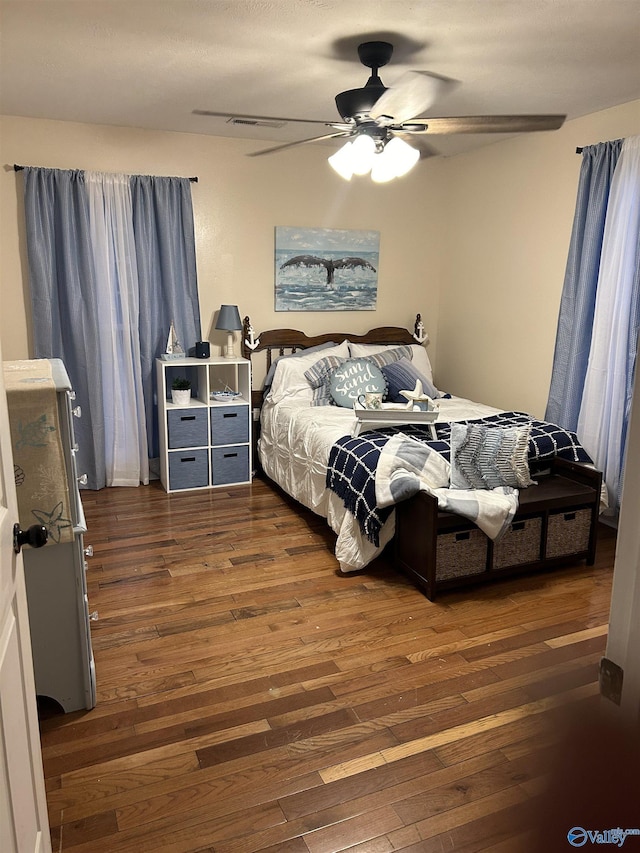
[86,172,149,487]
[577,135,640,508]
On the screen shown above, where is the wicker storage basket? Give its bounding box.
[493,516,543,570]
[436,527,488,581]
[546,508,592,558]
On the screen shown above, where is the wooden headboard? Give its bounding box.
[241,315,419,410]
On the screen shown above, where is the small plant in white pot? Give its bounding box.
[171,376,192,406]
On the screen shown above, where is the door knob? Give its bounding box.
[13,523,48,554]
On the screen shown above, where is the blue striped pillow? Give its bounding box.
[364,345,413,368]
[381,358,439,402]
[304,355,347,406]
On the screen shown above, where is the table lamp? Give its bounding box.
[215,304,242,358]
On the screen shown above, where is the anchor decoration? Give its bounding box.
[243,316,260,351]
[413,313,428,345]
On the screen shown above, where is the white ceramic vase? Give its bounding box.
[171,389,191,406]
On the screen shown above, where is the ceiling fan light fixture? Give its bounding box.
[371,137,420,183]
[349,133,376,175]
[370,151,397,183]
[386,136,420,177]
[328,141,354,180]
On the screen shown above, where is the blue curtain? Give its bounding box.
[545,136,640,511]
[575,136,640,508]
[22,168,201,488]
[131,175,200,460]
[545,140,623,430]
[23,168,106,489]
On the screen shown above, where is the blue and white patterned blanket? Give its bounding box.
[375,433,519,542]
[325,411,592,546]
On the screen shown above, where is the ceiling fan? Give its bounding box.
[194,41,566,181]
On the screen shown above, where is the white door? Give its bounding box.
[0,339,52,853]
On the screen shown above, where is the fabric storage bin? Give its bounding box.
[167,408,208,449]
[546,508,592,558]
[168,449,209,490]
[436,527,488,581]
[211,405,249,446]
[493,516,542,570]
[211,445,250,485]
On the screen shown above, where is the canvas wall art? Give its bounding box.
[275,226,379,311]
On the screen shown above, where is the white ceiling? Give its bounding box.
[1,0,639,159]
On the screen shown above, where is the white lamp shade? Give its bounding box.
[349,134,376,175]
[370,147,398,183]
[385,136,420,177]
[371,138,420,182]
[328,141,354,180]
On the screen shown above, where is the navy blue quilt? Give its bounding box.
[325,412,592,547]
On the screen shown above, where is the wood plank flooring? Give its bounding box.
[37,476,621,852]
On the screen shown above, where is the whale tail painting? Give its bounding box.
[275,226,379,311]
[280,254,376,285]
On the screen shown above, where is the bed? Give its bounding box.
[241,318,602,591]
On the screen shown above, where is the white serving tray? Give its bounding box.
[352,405,438,437]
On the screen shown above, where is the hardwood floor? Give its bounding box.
[38,476,621,852]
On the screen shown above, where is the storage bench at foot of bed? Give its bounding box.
[394,458,602,601]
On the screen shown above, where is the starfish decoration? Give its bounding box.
[399,380,435,411]
[31,501,72,544]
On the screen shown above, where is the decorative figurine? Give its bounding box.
[399,380,437,412]
[161,321,185,360]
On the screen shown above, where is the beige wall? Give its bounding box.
[438,99,640,417]
[1,100,639,409]
[0,115,447,384]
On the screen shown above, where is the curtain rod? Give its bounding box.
[576,147,583,153]
[13,164,198,182]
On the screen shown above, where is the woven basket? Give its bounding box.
[546,508,592,558]
[436,527,488,581]
[493,516,542,570]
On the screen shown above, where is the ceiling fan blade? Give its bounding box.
[193,109,350,130]
[409,115,567,134]
[247,131,353,157]
[369,71,456,124]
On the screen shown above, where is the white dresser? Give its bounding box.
[4,358,96,713]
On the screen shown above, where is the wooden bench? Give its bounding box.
[395,457,602,600]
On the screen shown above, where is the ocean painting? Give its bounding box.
[275,226,379,311]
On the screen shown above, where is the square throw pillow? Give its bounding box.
[304,354,347,406]
[267,340,350,404]
[450,421,535,490]
[381,357,439,402]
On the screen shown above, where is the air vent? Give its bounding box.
[227,117,285,129]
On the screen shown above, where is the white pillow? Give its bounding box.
[349,342,434,385]
[267,340,350,404]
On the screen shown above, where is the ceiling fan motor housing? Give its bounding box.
[335,84,387,121]
[335,40,393,121]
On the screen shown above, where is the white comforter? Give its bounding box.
[258,396,502,572]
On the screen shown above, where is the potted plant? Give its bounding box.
[171,376,192,406]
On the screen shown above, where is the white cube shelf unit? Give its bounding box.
[156,356,252,493]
